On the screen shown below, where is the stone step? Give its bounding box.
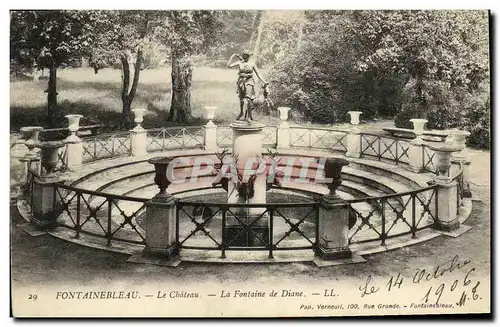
[348,159,432,188]
[342,167,410,194]
[76,159,414,196]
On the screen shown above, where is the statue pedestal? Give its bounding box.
[225,121,269,247]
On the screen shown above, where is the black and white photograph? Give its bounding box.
[8,6,492,317]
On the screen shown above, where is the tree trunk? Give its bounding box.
[120,54,131,116]
[32,59,37,82]
[46,65,57,127]
[168,49,193,124]
[252,11,266,64]
[297,21,304,50]
[120,49,143,118]
[248,11,262,48]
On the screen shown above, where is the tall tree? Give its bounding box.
[86,10,150,117]
[348,10,489,121]
[250,11,265,63]
[153,11,224,124]
[10,10,92,126]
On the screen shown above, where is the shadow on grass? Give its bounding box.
[11,77,238,132]
[11,99,209,134]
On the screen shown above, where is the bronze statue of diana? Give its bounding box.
[227,50,268,122]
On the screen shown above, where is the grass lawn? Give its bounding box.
[10,66,288,130]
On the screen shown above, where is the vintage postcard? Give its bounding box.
[9,8,491,317]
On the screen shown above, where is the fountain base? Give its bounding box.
[225,225,269,247]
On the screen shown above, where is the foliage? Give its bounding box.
[257,11,305,67]
[216,11,258,59]
[268,10,490,148]
[10,10,92,70]
[268,11,405,124]
[10,10,94,126]
[151,10,225,123]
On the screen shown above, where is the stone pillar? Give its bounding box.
[461,161,472,198]
[316,157,351,260]
[429,144,462,231]
[204,106,218,152]
[407,142,424,173]
[143,157,179,259]
[449,129,472,198]
[131,109,148,157]
[31,175,60,230]
[346,111,362,158]
[276,107,290,150]
[19,154,41,185]
[19,157,31,188]
[31,141,66,230]
[65,114,84,169]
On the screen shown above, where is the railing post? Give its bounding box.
[429,143,463,232]
[276,107,291,150]
[19,156,40,194]
[449,129,472,198]
[64,114,84,169]
[407,142,425,173]
[142,157,179,263]
[406,118,428,173]
[204,106,218,152]
[346,111,362,158]
[316,158,352,261]
[30,168,61,231]
[130,109,148,157]
[31,140,67,230]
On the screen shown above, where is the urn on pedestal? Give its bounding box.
[20,126,44,158]
[347,111,362,126]
[148,157,174,197]
[321,157,350,197]
[35,141,66,178]
[278,107,291,124]
[428,143,462,180]
[204,106,217,126]
[65,114,83,142]
[132,109,147,131]
[410,118,428,144]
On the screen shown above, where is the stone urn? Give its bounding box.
[148,156,174,196]
[204,106,217,126]
[321,157,350,197]
[132,109,146,131]
[448,129,470,160]
[35,141,66,177]
[20,126,44,158]
[428,143,462,179]
[410,118,428,144]
[347,111,362,126]
[278,107,291,124]
[65,114,83,142]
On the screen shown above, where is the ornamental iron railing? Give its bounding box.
[21,174,148,246]
[147,127,204,153]
[290,127,348,152]
[423,146,438,173]
[360,133,411,164]
[23,166,467,252]
[175,200,319,259]
[347,185,437,245]
[82,132,132,163]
